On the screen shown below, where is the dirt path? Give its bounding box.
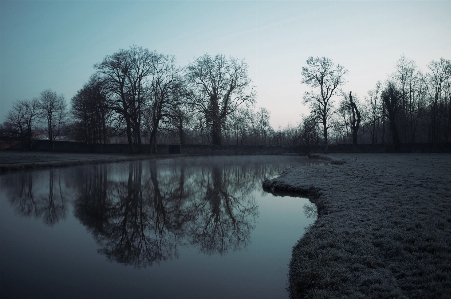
[263,153,451,299]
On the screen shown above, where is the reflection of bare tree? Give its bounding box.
[97,161,164,267]
[1,169,68,226]
[148,160,194,238]
[189,165,258,255]
[73,161,194,268]
[71,159,262,265]
[5,173,38,218]
[39,170,67,226]
[74,164,110,238]
[2,156,306,268]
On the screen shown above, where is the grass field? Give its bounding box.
[263,153,451,299]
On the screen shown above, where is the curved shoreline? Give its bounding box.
[263,153,451,299]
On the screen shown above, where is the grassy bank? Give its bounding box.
[263,153,451,299]
[0,151,160,172]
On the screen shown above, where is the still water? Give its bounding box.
[0,155,316,299]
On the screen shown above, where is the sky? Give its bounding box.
[1,1,450,129]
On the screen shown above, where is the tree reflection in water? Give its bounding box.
[73,161,180,267]
[72,160,260,267]
[1,169,68,226]
[1,156,306,268]
[189,165,258,255]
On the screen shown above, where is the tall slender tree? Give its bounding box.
[301,56,347,153]
[427,58,451,145]
[393,55,423,143]
[381,82,401,152]
[339,91,361,148]
[38,89,67,150]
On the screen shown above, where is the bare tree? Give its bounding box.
[426,58,451,145]
[5,98,40,149]
[38,89,67,150]
[381,82,402,152]
[300,114,320,155]
[71,75,111,147]
[143,54,183,153]
[168,103,191,146]
[185,54,256,146]
[339,91,361,149]
[393,55,424,143]
[301,56,347,153]
[226,107,253,145]
[365,81,386,144]
[255,107,271,145]
[95,46,154,153]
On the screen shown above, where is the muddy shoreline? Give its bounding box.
[264,153,451,298]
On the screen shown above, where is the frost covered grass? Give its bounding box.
[0,151,154,172]
[263,154,451,299]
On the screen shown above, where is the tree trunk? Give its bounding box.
[125,118,134,153]
[209,166,223,217]
[389,119,400,152]
[352,129,358,148]
[148,131,157,154]
[431,93,438,147]
[323,121,328,154]
[135,122,142,153]
[371,121,376,144]
[211,118,222,146]
[178,119,185,145]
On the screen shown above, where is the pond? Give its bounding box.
[0,155,316,299]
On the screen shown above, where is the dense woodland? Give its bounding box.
[2,46,450,153]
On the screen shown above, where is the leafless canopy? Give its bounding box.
[301,56,347,153]
[39,89,67,149]
[186,54,256,145]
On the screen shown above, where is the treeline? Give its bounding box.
[1,46,450,153]
[298,56,451,153]
[2,46,267,153]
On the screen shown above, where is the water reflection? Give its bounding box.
[1,156,309,268]
[303,202,317,219]
[2,169,68,226]
[189,164,258,255]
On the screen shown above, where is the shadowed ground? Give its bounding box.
[263,153,451,299]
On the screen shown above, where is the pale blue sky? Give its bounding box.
[1,1,450,128]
